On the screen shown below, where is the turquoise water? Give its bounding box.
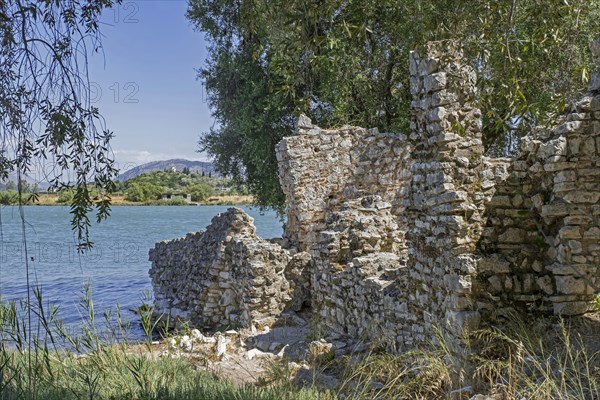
[0,205,282,340]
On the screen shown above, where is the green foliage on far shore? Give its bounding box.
[0,181,39,205]
[0,190,38,205]
[118,170,246,203]
[0,170,251,206]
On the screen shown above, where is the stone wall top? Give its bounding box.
[276,122,412,252]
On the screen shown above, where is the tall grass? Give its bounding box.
[473,315,600,399]
[1,286,598,399]
[325,314,600,399]
[0,288,326,400]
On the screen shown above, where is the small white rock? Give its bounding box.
[246,348,271,360]
[191,329,204,342]
[276,344,289,358]
[201,336,217,344]
[216,335,228,357]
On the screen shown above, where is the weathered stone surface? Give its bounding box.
[553,301,591,315]
[446,311,481,337]
[149,39,600,354]
[149,208,307,329]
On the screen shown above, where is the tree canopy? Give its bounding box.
[188,0,600,208]
[119,170,219,203]
[0,0,120,248]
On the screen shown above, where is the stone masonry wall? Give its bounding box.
[276,119,412,253]
[402,41,493,346]
[149,208,310,330]
[274,40,600,349]
[310,195,410,348]
[149,40,600,352]
[274,42,505,349]
[474,39,600,320]
[476,96,600,318]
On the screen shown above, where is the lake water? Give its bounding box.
[0,205,282,341]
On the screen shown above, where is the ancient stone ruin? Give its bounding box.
[149,208,311,330]
[149,40,600,351]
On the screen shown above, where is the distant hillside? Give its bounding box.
[118,159,218,181]
[0,171,51,190]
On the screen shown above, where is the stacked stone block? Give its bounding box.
[475,39,600,317]
[149,208,307,330]
[276,117,412,253]
[149,39,600,353]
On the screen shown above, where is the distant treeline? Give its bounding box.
[0,170,248,205]
[116,169,247,203]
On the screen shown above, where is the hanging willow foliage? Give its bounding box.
[0,0,120,249]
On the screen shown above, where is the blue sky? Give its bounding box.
[89,0,212,172]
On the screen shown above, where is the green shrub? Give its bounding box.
[126,183,162,202]
[0,189,19,205]
[188,183,214,202]
[57,188,75,203]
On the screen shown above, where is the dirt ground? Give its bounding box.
[125,310,600,390]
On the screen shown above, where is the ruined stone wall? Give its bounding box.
[274,40,600,349]
[149,40,600,352]
[474,40,600,319]
[476,95,600,318]
[487,40,600,320]
[310,195,412,347]
[149,208,310,330]
[401,41,492,344]
[274,42,504,349]
[276,121,412,253]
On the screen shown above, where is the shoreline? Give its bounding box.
[14,194,256,207]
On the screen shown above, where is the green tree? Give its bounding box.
[125,183,162,202]
[188,183,214,202]
[0,190,18,205]
[1,0,120,248]
[188,0,599,208]
[57,188,75,204]
[125,184,147,202]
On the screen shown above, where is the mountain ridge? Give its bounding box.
[118,159,217,181]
